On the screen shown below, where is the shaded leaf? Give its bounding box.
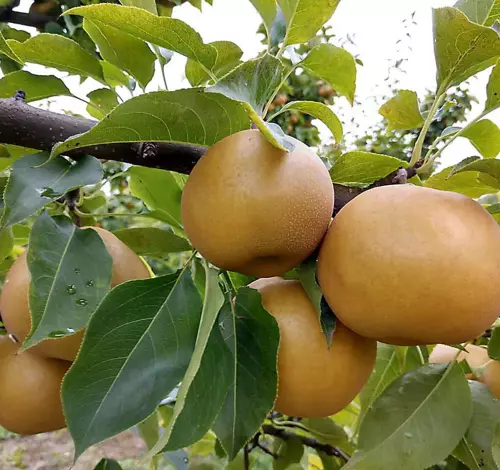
[301,44,356,104]
[0,153,102,230]
[25,212,112,349]
[83,19,155,89]
[278,0,341,46]
[113,227,191,257]
[453,381,500,470]
[448,156,481,178]
[249,0,277,40]
[213,287,280,460]
[488,327,500,360]
[273,437,304,470]
[268,100,343,143]
[94,459,123,470]
[101,60,134,89]
[136,411,160,450]
[454,0,496,24]
[65,5,217,68]
[207,54,286,115]
[433,7,500,90]
[461,119,500,158]
[485,60,500,112]
[346,364,473,470]
[301,417,350,449]
[424,165,499,198]
[379,90,424,131]
[0,226,13,261]
[8,34,104,83]
[330,151,405,188]
[296,258,321,317]
[52,90,250,160]
[149,265,230,453]
[185,41,242,87]
[86,88,120,120]
[269,5,287,48]
[360,343,403,416]
[0,71,70,102]
[128,166,183,229]
[62,269,203,458]
[319,297,336,348]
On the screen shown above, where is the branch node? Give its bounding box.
[138,142,158,160]
[14,90,26,102]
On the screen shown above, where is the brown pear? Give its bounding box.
[318,185,500,345]
[0,227,150,362]
[0,336,70,435]
[250,277,376,417]
[181,129,334,277]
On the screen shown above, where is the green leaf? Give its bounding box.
[65,5,217,68]
[137,412,160,451]
[0,29,23,64]
[0,26,30,43]
[404,346,426,372]
[319,297,336,348]
[213,287,280,460]
[450,157,500,184]
[128,167,183,229]
[296,258,321,317]
[101,60,134,89]
[86,88,120,120]
[8,34,104,83]
[453,381,500,469]
[330,151,405,188]
[488,327,500,359]
[278,0,341,46]
[113,227,191,257]
[83,19,155,89]
[0,226,13,261]
[360,344,403,416]
[24,212,112,350]
[0,71,71,102]
[301,417,351,450]
[120,0,157,15]
[249,0,277,41]
[433,7,500,90]
[52,90,250,160]
[346,364,473,470]
[1,154,102,230]
[185,41,243,87]
[485,60,500,112]
[269,5,287,48]
[268,100,343,143]
[148,264,230,453]
[461,119,500,158]
[207,54,286,115]
[424,165,499,197]
[93,459,123,470]
[273,437,304,470]
[454,0,496,24]
[493,421,500,467]
[379,90,424,131]
[301,44,356,104]
[448,156,481,177]
[62,269,203,459]
[485,0,500,26]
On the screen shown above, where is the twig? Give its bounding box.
[262,424,350,462]
[244,443,250,470]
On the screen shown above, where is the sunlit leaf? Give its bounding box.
[461,119,500,158]
[301,44,357,104]
[268,100,343,143]
[24,212,112,350]
[65,5,217,68]
[488,327,500,360]
[8,34,104,83]
[52,90,250,160]
[485,60,500,112]
[0,29,23,64]
[485,0,500,26]
[86,88,120,120]
[454,0,496,24]
[278,0,340,46]
[62,269,203,458]
[83,19,155,89]
[330,151,405,188]
[433,7,500,90]
[379,90,424,131]
[119,0,157,15]
[0,71,70,102]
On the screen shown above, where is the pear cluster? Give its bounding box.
[0,228,150,435]
[182,129,500,417]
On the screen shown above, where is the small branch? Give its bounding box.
[262,424,350,462]
[244,443,250,470]
[0,9,57,28]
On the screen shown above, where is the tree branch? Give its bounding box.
[0,98,413,213]
[0,9,57,28]
[262,424,350,462]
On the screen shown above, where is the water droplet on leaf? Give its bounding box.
[86,280,94,287]
[66,328,75,334]
[66,285,76,295]
[49,330,66,338]
[76,299,88,306]
[404,432,413,439]
[398,387,404,395]
[74,268,80,274]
